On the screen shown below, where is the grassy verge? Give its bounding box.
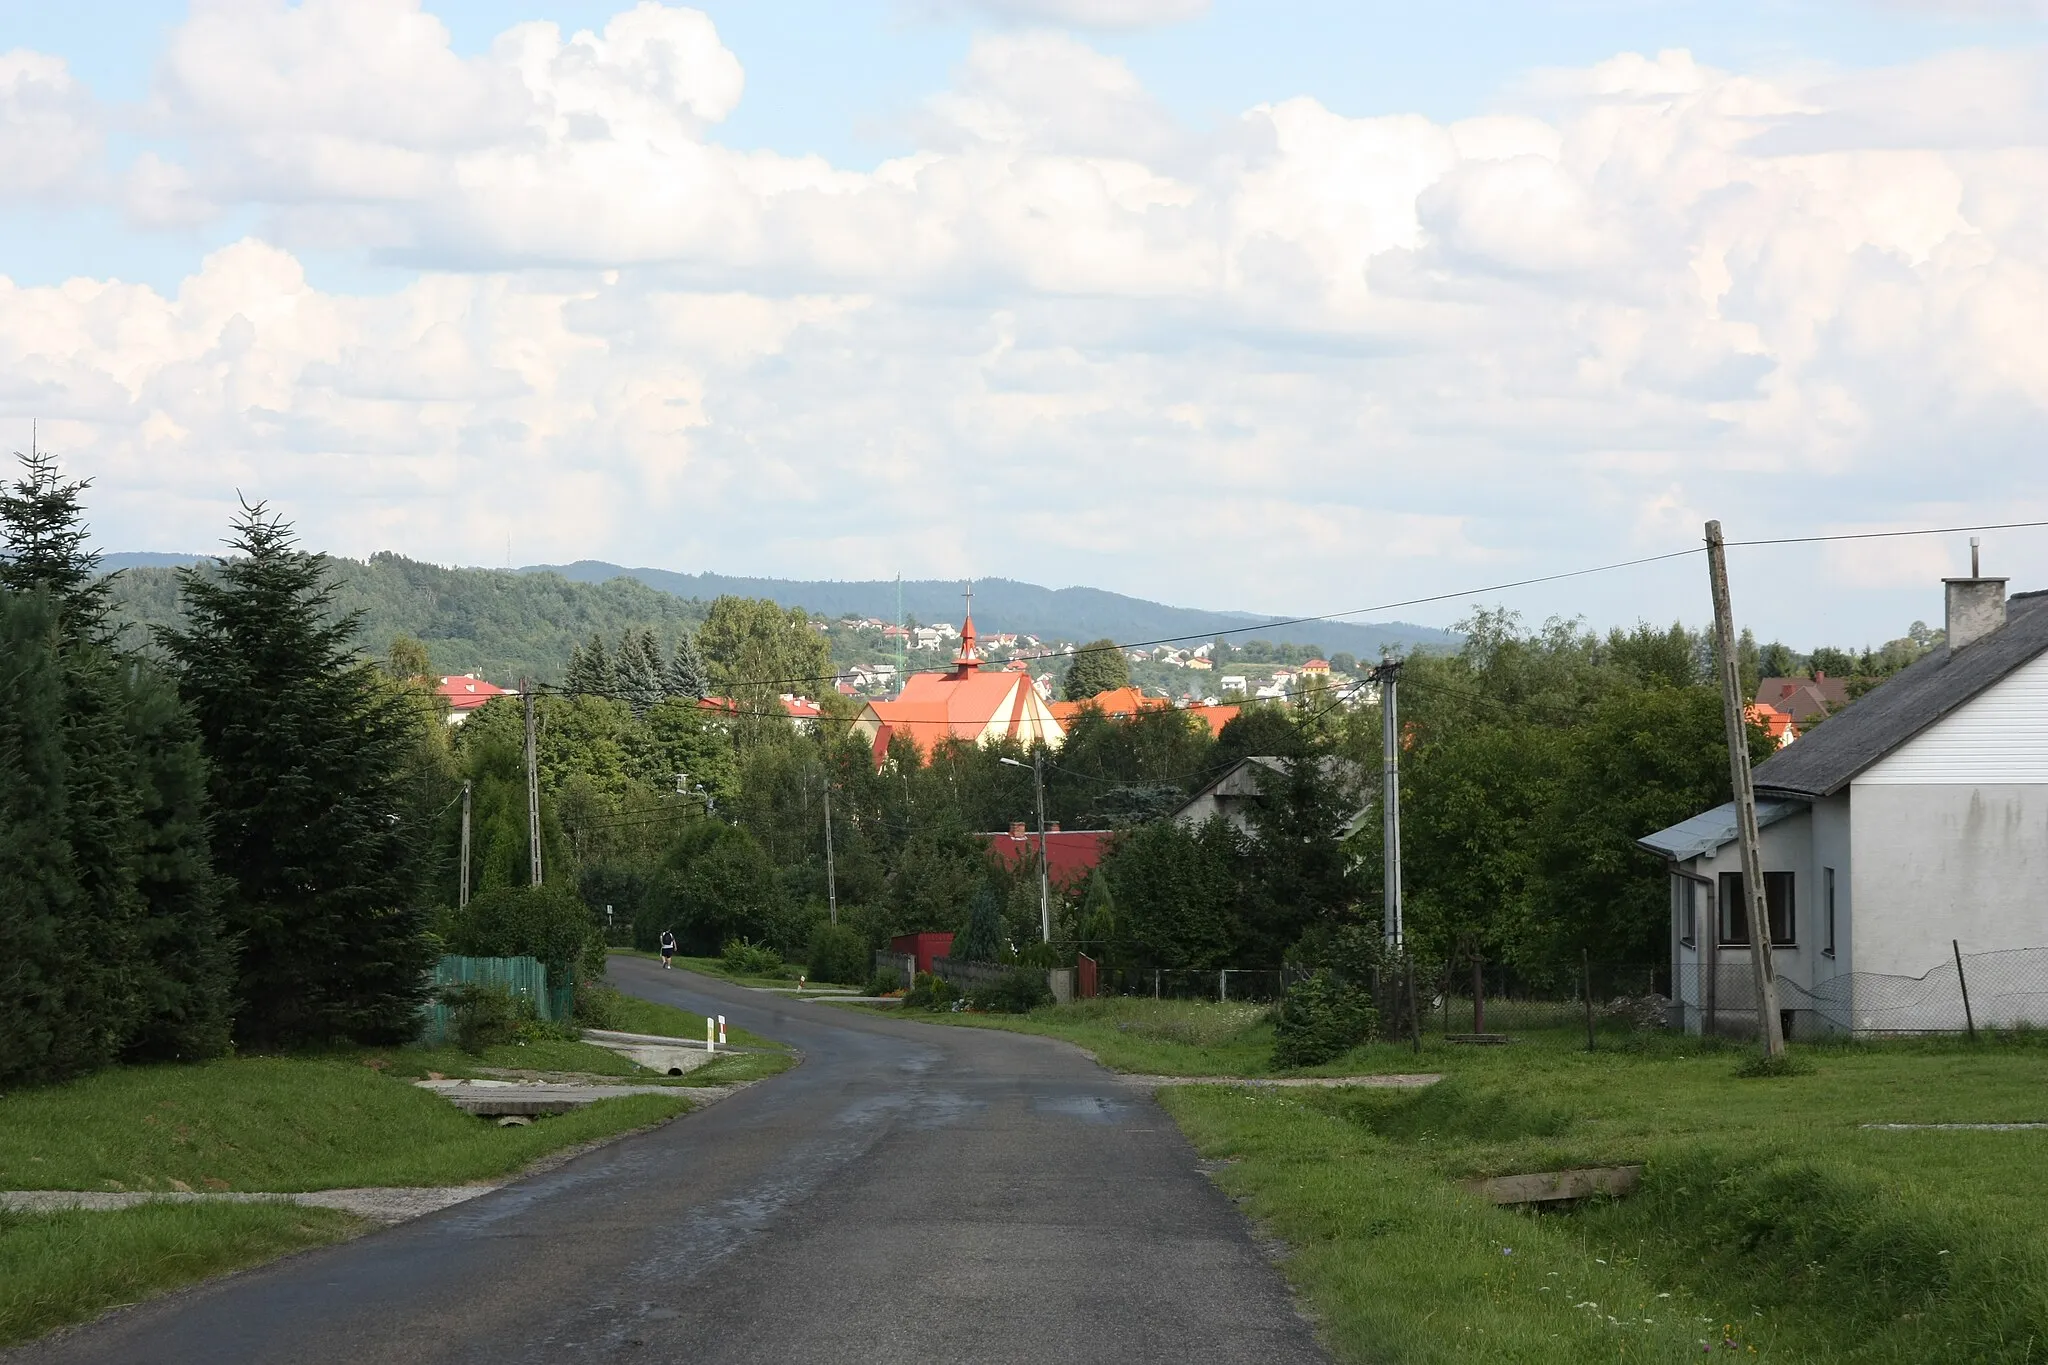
[0,1202,360,1348]
[601,990,789,1051]
[1152,1024,2048,1363]
[0,1053,692,1193]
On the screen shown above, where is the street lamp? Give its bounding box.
[999,754,1052,943]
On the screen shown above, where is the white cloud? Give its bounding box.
[4,8,2048,636]
[913,0,1210,30]
[0,50,101,198]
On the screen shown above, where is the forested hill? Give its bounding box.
[104,553,709,683]
[528,562,1455,659]
[100,552,1455,683]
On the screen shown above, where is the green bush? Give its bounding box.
[866,966,903,996]
[806,922,869,986]
[903,971,962,1012]
[443,982,529,1055]
[720,937,782,978]
[1272,971,1377,1068]
[970,968,1054,1015]
[574,980,622,1029]
[440,883,603,987]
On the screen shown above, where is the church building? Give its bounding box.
[853,602,1065,765]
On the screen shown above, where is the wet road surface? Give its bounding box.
[14,957,1329,1364]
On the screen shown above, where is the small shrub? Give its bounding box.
[903,971,962,1011]
[721,937,783,978]
[806,922,869,987]
[443,982,528,1055]
[1272,971,1378,1068]
[867,966,903,997]
[970,968,1054,1015]
[574,980,622,1029]
[1735,1049,1813,1078]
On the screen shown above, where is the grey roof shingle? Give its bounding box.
[1750,590,2048,799]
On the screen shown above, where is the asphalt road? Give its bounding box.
[18,958,1329,1364]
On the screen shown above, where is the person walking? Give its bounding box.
[659,930,677,969]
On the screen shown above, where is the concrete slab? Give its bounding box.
[412,1078,688,1116]
[1463,1165,1642,1205]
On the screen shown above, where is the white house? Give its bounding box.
[1640,563,2048,1037]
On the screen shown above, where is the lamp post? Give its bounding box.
[1000,754,1052,943]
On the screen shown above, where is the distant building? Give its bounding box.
[1755,673,1850,724]
[981,821,1112,890]
[853,614,1065,764]
[1219,675,1248,694]
[435,674,512,725]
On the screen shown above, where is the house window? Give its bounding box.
[1717,871,1797,947]
[1824,868,1836,958]
[1679,877,1697,947]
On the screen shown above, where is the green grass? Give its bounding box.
[601,990,789,1052]
[0,1053,692,1193]
[0,1202,361,1347]
[1151,1023,2048,1363]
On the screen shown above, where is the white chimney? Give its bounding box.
[1944,537,2008,651]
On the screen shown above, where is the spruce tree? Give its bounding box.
[956,881,1006,962]
[160,500,435,1047]
[566,632,616,698]
[665,632,709,700]
[0,438,113,636]
[619,628,664,712]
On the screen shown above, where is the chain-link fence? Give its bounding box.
[1677,945,2048,1038]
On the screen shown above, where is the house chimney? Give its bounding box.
[1047,822,1061,833]
[1009,821,1026,840]
[1944,537,2008,651]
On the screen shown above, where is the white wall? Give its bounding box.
[1849,783,2048,976]
[1859,650,2048,784]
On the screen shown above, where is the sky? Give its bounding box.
[3,0,2046,646]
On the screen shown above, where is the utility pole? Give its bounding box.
[1033,749,1052,944]
[1705,520,1783,1057]
[523,679,543,887]
[458,779,473,908]
[1375,659,1404,949]
[823,780,839,926]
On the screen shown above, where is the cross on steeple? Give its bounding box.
[963,579,973,621]
[954,578,981,674]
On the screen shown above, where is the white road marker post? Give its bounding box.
[718,1016,727,1047]
[706,1016,716,1053]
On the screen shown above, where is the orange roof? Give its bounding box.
[862,669,1053,751]
[435,675,511,712]
[1745,702,1798,747]
[1301,659,1331,672]
[1048,686,1168,724]
[1183,702,1240,737]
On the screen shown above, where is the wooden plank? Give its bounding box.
[1463,1165,1642,1205]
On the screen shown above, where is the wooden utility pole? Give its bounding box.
[1033,749,1052,944]
[1377,660,1404,949]
[823,781,839,926]
[523,679,543,887]
[1705,521,1784,1056]
[458,779,473,908]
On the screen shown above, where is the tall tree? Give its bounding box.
[665,632,709,700]
[696,595,831,704]
[566,633,617,698]
[618,627,664,713]
[160,501,436,1048]
[0,439,113,636]
[1062,638,1130,701]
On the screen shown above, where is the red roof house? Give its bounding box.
[980,822,1112,889]
[435,674,512,724]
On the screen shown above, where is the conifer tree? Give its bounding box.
[565,632,617,698]
[665,632,709,700]
[955,881,1006,962]
[160,500,435,1047]
[0,437,113,636]
[1063,638,1130,701]
[619,628,664,712]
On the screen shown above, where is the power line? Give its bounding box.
[1728,518,2048,548]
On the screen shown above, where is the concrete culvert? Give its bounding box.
[668,1067,683,1076]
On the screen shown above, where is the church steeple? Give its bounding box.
[953,580,980,676]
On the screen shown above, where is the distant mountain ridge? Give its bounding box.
[97,553,1457,666]
[524,562,1455,657]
